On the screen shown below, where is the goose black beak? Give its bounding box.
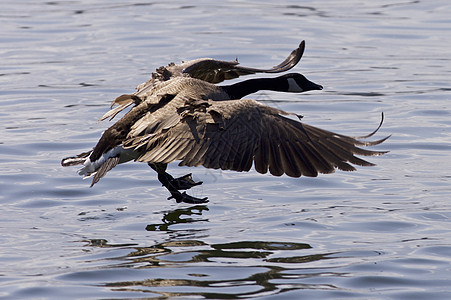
[307,80,323,91]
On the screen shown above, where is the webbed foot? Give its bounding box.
[170,173,203,190]
[151,164,208,204]
[168,191,209,204]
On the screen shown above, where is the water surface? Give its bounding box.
[1,1,451,299]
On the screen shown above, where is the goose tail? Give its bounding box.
[62,147,126,186]
[61,151,92,167]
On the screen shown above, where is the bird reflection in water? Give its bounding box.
[83,207,341,298]
[145,205,209,232]
[103,239,328,298]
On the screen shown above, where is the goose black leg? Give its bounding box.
[149,163,208,204]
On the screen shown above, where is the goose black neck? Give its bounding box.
[222,77,288,99]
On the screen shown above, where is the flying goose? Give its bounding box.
[62,41,388,204]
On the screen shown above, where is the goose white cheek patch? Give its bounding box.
[287,78,304,92]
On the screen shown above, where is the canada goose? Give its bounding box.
[62,41,388,204]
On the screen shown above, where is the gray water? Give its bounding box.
[1,1,451,299]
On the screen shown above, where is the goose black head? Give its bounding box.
[280,73,323,92]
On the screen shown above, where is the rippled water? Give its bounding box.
[1,0,451,299]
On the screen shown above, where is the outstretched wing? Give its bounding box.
[100,41,306,121]
[125,98,388,178]
[180,41,305,84]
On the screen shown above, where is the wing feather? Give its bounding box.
[128,41,306,100]
[184,139,211,167]
[234,129,254,172]
[181,41,305,84]
[90,156,120,187]
[127,98,388,178]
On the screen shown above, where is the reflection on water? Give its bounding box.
[146,205,209,232]
[81,206,321,298]
[102,240,320,299]
[2,0,451,298]
[105,242,319,298]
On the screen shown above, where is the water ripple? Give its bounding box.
[1,0,451,299]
